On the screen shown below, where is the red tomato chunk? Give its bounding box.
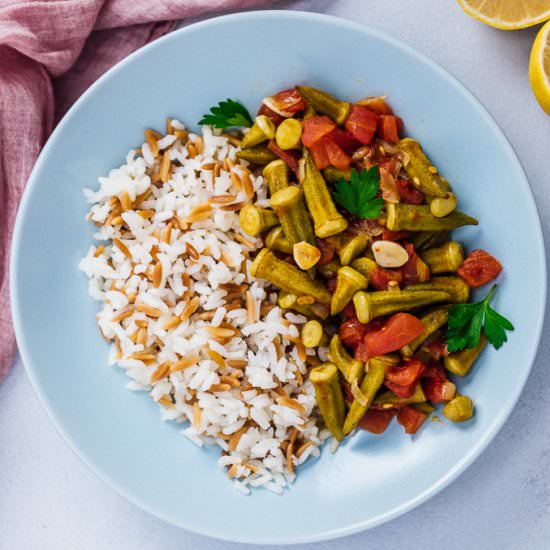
[345,105,378,145]
[301,115,336,147]
[323,137,350,170]
[401,243,430,284]
[378,115,401,143]
[267,140,300,173]
[359,408,396,434]
[457,249,502,288]
[364,313,425,356]
[397,406,427,434]
[272,88,306,113]
[396,179,424,204]
[257,103,285,126]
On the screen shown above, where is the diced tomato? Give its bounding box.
[385,380,417,398]
[354,338,370,361]
[422,377,448,404]
[324,137,351,170]
[381,228,413,242]
[426,340,448,361]
[343,301,357,319]
[457,249,502,288]
[302,115,336,147]
[327,127,360,155]
[422,360,447,381]
[340,318,368,349]
[356,96,394,115]
[316,238,335,266]
[326,276,338,293]
[345,105,379,145]
[308,140,331,170]
[401,243,430,284]
[397,406,427,434]
[359,408,396,434]
[396,179,424,205]
[257,103,285,126]
[378,115,401,143]
[370,266,403,291]
[271,88,306,114]
[385,359,426,387]
[364,313,425,356]
[267,140,300,173]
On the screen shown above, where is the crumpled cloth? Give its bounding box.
[0,0,272,382]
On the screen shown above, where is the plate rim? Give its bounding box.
[10,9,547,544]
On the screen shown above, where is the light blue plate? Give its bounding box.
[10,11,546,544]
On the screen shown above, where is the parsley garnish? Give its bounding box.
[446,285,514,353]
[198,99,253,129]
[333,167,384,219]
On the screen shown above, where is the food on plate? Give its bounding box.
[80,84,513,494]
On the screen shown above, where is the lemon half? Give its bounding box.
[530,20,550,114]
[457,0,550,30]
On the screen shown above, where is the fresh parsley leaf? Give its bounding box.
[445,284,514,353]
[333,167,384,219]
[198,99,253,129]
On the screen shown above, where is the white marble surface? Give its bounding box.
[2,1,550,548]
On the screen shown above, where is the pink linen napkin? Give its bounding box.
[0,0,272,383]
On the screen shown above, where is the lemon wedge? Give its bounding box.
[529,20,550,115]
[457,0,550,30]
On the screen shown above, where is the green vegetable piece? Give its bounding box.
[275,118,303,150]
[277,291,329,320]
[386,203,478,232]
[401,305,451,357]
[413,402,436,415]
[236,145,278,165]
[296,85,351,125]
[343,355,399,435]
[350,257,378,279]
[250,249,331,304]
[329,335,364,384]
[263,159,290,194]
[337,233,369,266]
[443,395,474,422]
[374,383,427,408]
[199,99,253,129]
[241,115,276,149]
[299,150,349,238]
[444,335,487,376]
[398,138,450,198]
[430,192,457,218]
[301,320,326,348]
[420,241,465,274]
[265,226,292,254]
[405,276,470,304]
[409,231,449,252]
[317,258,342,278]
[331,266,369,315]
[333,167,384,219]
[323,166,351,183]
[239,204,279,237]
[352,289,451,324]
[445,285,514,352]
[310,363,346,441]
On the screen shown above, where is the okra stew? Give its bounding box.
[200,86,513,442]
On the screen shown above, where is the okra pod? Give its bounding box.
[337,233,369,266]
[352,289,451,324]
[310,363,346,441]
[420,241,464,274]
[329,335,364,384]
[442,394,474,422]
[301,320,326,348]
[430,192,457,218]
[401,305,450,357]
[299,151,349,238]
[277,290,329,320]
[275,118,303,150]
[236,145,278,166]
[350,257,378,279]
[343,354,399,434]
[374,383,427,408]
[241,115,276,149]
[409,231,449,252]
[318,259,342,278]
[250,249,331,304]
[239,204,279,236]
[270,185,316,248]
[386,203,478,232]
[323,166,351,183]
[265,226,292,254]
[296,85,351,125]
[444,335,487,376]
[398,138,450,198]
[331,266,369,315]
[263,160,291,194]
[405,276,470,304]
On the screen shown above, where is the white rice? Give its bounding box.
[79,122,327,493]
